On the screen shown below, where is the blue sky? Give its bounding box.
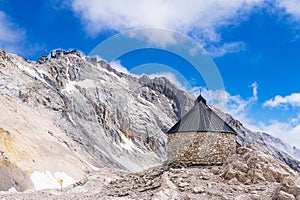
[1,0,300,147]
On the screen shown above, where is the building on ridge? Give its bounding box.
[167,94,237,166]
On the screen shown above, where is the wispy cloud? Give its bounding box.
[49,0,70,10]
[258,119,300,148]
[276,0,300,20]
[110,60,132,75]
[147,72,185,90]
[0,10,43,58]
[263,93,300,108]
[191,82,258,117]
[0,11,26,54]
[207,41,246,57]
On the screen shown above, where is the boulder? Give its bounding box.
[221,166,237,180]
[276,191,295,200]
[232,161,248,173]
[192,186,205,194]
[252,171,266,183]
[234,194,253,200]
[281,176,300,197]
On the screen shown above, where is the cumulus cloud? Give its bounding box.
[263,93,300,108]
[68,0,263,52]
[0,11,26,53]
[251,91,300,148]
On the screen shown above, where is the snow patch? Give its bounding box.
[30,171,75,190]
[66,57,71,65]
[63,81,76,94]
[118,133,143,153]
[16,62,37,78]
[62,79,96,94]
[76,79,96,89]
[8,187,17,192]
[84,160,101,171]
[119,134,135,151]
[67,113,77,126]
[15,62,56,91]
[62,58,77,94]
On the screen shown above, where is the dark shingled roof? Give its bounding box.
[167,95,237,134]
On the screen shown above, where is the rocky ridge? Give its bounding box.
[1,145,299,199]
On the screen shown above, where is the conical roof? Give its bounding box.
[167,95,237,134]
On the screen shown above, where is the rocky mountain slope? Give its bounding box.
[0,50,193,191]
[213,107,300,172]
[1,145,300,199]
[0,49,300,197]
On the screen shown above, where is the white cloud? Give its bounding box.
[110,60,131,75]
[276,0,300,20]
[190,82,262,134]
[198,83,300,149]
[251,82,258,100]
[69,0,263,51]
[126,28,178,48]
[0,11,26,54]
[263,93,300,108]
[148,72,185,89]
[191,82,258,118]
[0,11,42,57]
[248,90,300,148]
[50,0,70,10]
[207,41,246,57]
[258,120,300,148]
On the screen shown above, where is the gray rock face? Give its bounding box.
[0,50,193,175]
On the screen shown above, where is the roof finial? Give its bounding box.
[195,89,207,105]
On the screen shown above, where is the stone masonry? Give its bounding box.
[168,132,236,165]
